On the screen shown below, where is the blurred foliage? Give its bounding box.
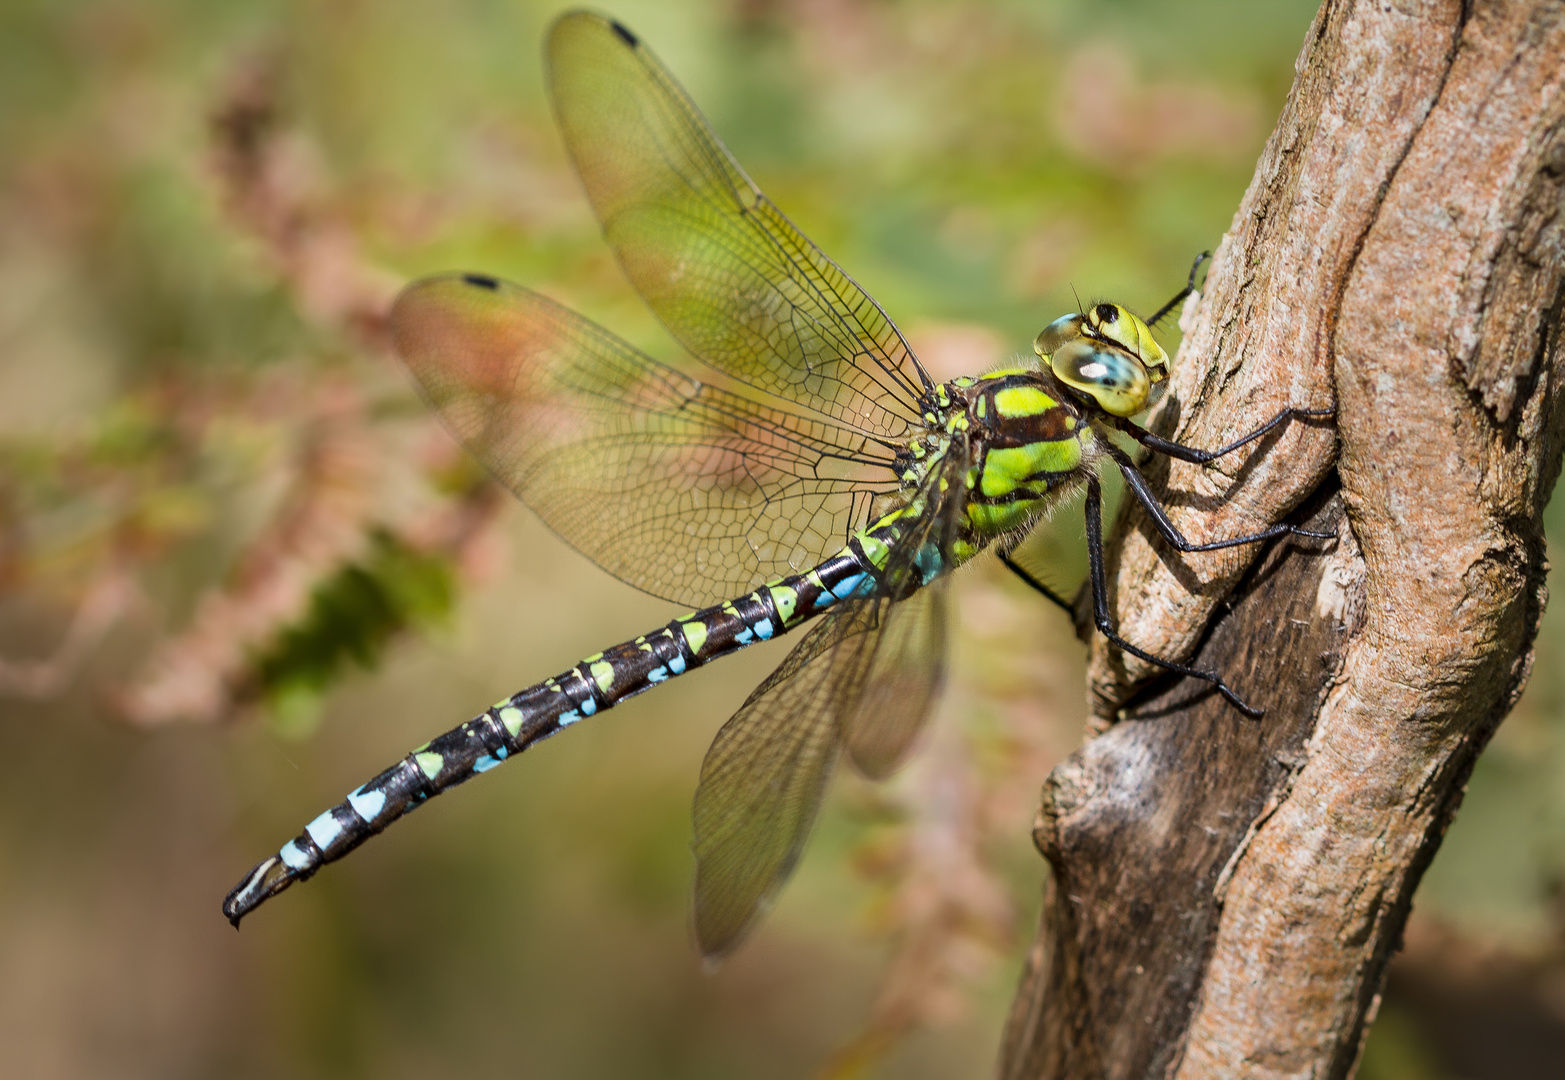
[253,528,457,738]
[1,0,1560,1077]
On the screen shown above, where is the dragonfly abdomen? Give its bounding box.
[223,543,882,925]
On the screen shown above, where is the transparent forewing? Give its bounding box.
[546,12,932,439]
[843,579,947,781]
[391,275,900,606]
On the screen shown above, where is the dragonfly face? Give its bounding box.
[1035,303,1170,417]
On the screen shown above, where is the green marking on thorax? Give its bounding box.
[979,438,1084,498]
[993,385,1058,418]
[966,499,1037,535]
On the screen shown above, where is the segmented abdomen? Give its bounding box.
[222,542,882,924]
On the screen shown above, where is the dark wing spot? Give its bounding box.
[1095,303,1118,325]
[610,20,639,46]
[462,273,500,291]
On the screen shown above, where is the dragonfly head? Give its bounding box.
[1033,303,1168,417]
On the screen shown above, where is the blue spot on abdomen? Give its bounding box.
[347,786,387,822]
[279,840,311,870]
[830,572,868,600]
[305,811,344,851]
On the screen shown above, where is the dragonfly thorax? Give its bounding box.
[878,367,1102,577]
[955,368,1097,546]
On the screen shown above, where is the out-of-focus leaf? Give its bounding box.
[253,529,455,738]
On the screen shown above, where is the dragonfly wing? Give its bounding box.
[692,598,891,959]
[392,275,900,606]
[843,578,947,781]
[546,12,932,438]
[692,449,964,956]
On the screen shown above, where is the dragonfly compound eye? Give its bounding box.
[1085,303,1169,375]
[1033,313,1085,358]
[1050,337,1151,416]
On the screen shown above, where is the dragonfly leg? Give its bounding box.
[1083,476,1263,719]
[1111,406,1335,466]
[998,547,1076,616]
[1104,442,1336,550]
[1145,251,1210,327]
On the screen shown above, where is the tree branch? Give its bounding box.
[999,1,1565,1076]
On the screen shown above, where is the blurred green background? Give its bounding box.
[2,0,1561,1077]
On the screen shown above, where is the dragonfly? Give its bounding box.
[223,10,1331,958]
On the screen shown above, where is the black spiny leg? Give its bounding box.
[1103,442,1335,552]
[1082,476,1264,719]
[1146,251,1211,328]
[1108,408,1335,467]
[999,548,1076,616]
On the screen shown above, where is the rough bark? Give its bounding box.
[998,1,1565,1077]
